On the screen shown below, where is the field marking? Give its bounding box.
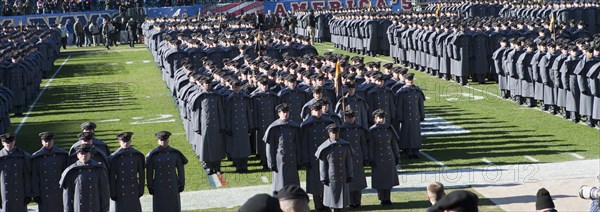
[419,150,449,169]
[130,114,176,125]
[125,61,134,64]
[15,55,71,134]
[113,48,147,53]
[421,115,471,136]
[524,156,539,162]
[142,60,151,63]
[464,85,503,99]
[260,176,269,183]
[97,119,120,123]
[569,153,585,159]
[481,158,495,165]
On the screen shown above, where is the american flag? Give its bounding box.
[204,2,264,17]
[146,5,202,18]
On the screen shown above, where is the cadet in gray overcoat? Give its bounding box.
[31,132,68,212]
[316,124,353,212]
[368,110,400,205]
[60,144,110,212]
[263,103,302,194]
[108,132,145,212]
[146,131,188,212]
[0,133,31,212]
[339,110,368,208]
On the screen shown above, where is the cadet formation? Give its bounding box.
[3,0,598,211]
[142,12,425,210]
[0,25,61,134]
[0,123,187,212]
[315,0,600,128]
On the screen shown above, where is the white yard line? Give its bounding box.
[481,158,495,165]
[524,156,540,162]
[15,55,71,134]
[260,176,269,183]
[419,150,449,169]
[569,153,586,159]
[464,85,503,99]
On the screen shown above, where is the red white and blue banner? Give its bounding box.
[264,0,411,16]
[0,0,411,27]
[203,2,265,16]
[0,10,118,27]
[146,5,202,18]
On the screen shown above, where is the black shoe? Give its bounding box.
[550,106,558,115]
[380,200,392,205]
[586,119,595,127]
[562,109,570,119]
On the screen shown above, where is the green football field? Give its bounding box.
[9,42,599,196]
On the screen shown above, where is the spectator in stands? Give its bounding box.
[23,0,33,14]
[68,0,77,12]
[83,0,91,11]
[36,0,45,13]
[2,1,13,16]
[426,182,446,206]
[12,1,22,15]
[118,1,126,16]
[104,0,111,10]
[61,0,68,13]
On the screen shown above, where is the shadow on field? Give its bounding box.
[54,59,126,79]
[422,105,583,167]
[30,82,140,117]
[14,119,123,153]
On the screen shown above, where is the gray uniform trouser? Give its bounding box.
[350,190,362,205]
[377,189,391,201]
[313,192,325,210]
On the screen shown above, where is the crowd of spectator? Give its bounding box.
[0,0,257,16]
[0,0,142,15]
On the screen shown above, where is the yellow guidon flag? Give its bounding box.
[549,13,555,32]
[334,60,341,93]
[435,4,441,18]
[334,60,344,109]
